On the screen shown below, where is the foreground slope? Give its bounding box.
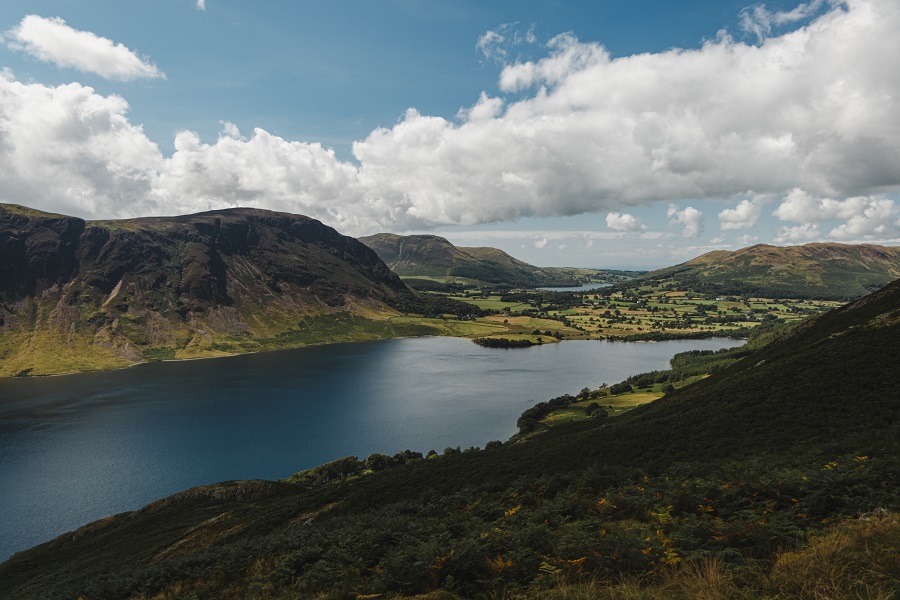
[360,232,584,287]
[2,280,898,598]
[638,242,900,300]
[0,204,418,376]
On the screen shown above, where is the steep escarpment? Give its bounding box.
[0,204,415,376]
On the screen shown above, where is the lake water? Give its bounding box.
[537,283,612,292]
[0,336,743,560]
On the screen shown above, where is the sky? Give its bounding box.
[0,1,898,269]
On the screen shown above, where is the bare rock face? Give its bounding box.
[0,204,414,375]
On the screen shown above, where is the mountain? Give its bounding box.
[0,204,420,377]
[2,279,897,597]
[359,233,585,287]
[636,242,900,300]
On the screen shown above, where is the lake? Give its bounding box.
[0,336,743,560]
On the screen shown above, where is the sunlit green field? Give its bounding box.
[447,284,843,344]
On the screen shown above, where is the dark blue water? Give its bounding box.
[0,336,743,560]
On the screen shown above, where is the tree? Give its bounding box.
[609,382,632,395]
[584,403,608,420]
[364,453,394,472]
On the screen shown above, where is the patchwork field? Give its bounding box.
[445,284,842,345]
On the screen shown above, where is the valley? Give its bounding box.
[437,283,841,347]
[1,204,898,599]
[1,275,897,600]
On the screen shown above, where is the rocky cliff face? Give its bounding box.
[0,204,413,375]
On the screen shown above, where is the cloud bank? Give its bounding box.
[1,0,899,242]
[4,15,163,80]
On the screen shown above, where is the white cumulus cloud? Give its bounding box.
[605,212,645,231]
[197,0,206,10]
[773,189,900,240]
[667,205,704,238]
[775,223,822,243]
[4,15,164,81]
[719,199,762,230]
[0,73,164,217]
[828,197,899,239]
[351,0,900,230]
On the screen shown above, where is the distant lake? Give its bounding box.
[0,336,743,560]
[538,283,612,292]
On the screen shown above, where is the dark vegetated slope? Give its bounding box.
[2,280,898,599]
[638,242,900,300]
[0,204,435,375]
[360,232,581,287]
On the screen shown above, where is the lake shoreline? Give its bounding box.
[0,336,746,561]
[1,324,745,382]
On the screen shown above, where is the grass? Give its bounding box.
[447,294,531,313]
[545,391,664,424]
[0,325,134,377]
[142,348,177,361]
[0,307,520,378]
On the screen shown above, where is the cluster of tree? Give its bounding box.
[498,291,582,311]
[401,278,468,293]
[608,329,748,342]
[516,388,611,434]
[517,394,577,433]
[286,450,428,485]
[391,292,487,319]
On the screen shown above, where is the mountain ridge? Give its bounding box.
[0,203,416,376]
[637,241,900,300]
[360,232,585,287]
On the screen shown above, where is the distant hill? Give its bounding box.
[3,275,897,597]
[637,242,900,300]
[0,204,424,377]
[359,233,588,287]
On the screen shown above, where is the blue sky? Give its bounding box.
[0,1,898,268]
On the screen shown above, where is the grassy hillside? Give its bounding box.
[2,279,898,598]
[636,242,900,300]
[0,204,478,377]
[360,233,597,288]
